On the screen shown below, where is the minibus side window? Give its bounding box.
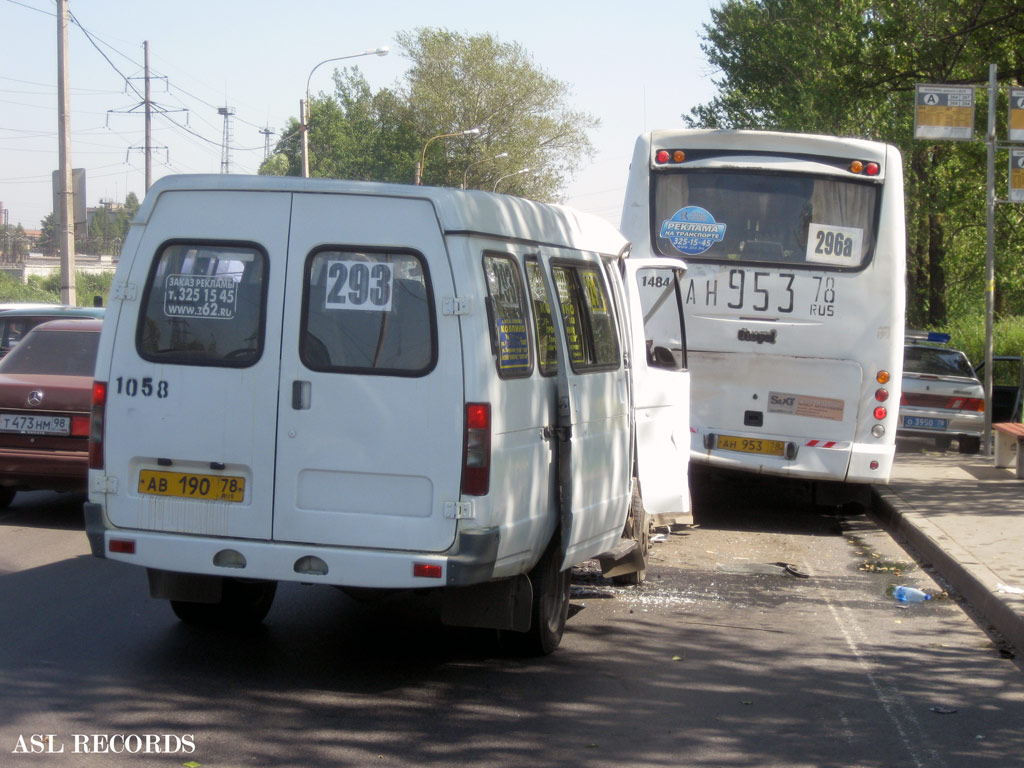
[525,260,557,377]
[576,266,620,368]
[552,264,620,373]
[301,249,436,376]
[482,254,532,379]
[137,242,266,367]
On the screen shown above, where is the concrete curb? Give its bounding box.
[872,485,1024,654]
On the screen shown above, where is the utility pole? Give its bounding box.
[144,40,152,191]
[56,0,76,305]
[260,127,275,161]
[218,106,235,173]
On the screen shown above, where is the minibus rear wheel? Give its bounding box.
[501,537,571,656]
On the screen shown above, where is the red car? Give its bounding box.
[0,318,102,507]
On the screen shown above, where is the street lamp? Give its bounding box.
[302,46,389,178]
[416,127,482,185]
[493,167,533,192]
[463,151,509,189]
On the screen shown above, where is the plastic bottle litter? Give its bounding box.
[893,585,931,603]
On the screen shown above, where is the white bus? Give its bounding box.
[621,129,905,486]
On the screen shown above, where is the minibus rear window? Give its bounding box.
[137,242,267,367]
[301,249,436,376]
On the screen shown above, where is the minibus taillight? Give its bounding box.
[461,403,491,496]
[89,381,107,470]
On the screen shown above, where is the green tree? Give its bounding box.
[689,0,1024,328]
[261,28,598,201]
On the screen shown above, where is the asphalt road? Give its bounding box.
[2,481,1023,768]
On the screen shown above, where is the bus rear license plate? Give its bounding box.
[717,435,786,457]
[900,416,947,431]
[138,469,245,502]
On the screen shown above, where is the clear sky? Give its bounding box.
[1,0,719,230]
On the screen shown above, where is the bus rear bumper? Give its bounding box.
[691,432,894,484]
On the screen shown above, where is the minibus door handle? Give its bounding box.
[292,380,311,410]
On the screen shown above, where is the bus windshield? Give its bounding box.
[652,170,879,269]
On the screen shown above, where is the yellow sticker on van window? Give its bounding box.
[581,271,607,312]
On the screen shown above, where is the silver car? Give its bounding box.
[899,340,984,453]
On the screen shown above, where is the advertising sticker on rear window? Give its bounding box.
[660,206,727,255]
[324,260,394,312]
[805,224,863,266]
[163,274,238,319]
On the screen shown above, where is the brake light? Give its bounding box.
[850,160,880,176]
[461,403,491,496]
[875,388,889,402]
[874,406,887,420]
[963,398,985,412]
[89,381,107,470]
[655,149,686,164]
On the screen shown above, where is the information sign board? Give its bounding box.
[914,84,975,140]
[1010,88,1024,143]
[1010,149,1024,204]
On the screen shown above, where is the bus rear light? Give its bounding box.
[850,160,864,173]
[875,388,889,402]
[873,406,887,420]
[865,162,880,176]
[870,460,880,470]
[89,381,107,470]
[461,403,491,496]
[871,424,885,438]
[876,370,890,384]
[654,149,686,164]
[109,539,135,554]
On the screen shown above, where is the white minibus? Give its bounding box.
[86,175,690,654]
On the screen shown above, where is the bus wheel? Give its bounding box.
[612,483,649,586]
[170,579,276,627]
[502,538,570,656]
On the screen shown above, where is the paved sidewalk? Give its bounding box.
[873,446,1024,654]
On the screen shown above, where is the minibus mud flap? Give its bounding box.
[441,575,532,631]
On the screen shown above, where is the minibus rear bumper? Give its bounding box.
[84,502,498,589]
